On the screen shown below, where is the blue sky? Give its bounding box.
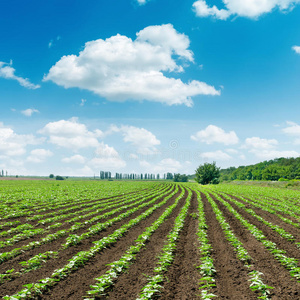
[1,0,300,176]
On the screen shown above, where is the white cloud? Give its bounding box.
[0,122,42,156]
[27,149,53,163]
[119,125,160,154]
[129,153,139,159]
[201,150,232,160]
[39,117,103,150]
[62,154,86,164]
[140,158,182,174]
[80,99,87,106]
[136,0,148,5]
[226,148,239,154]
[193,0,300,20]
[242,136,298,160]
[191,125,239,145]
[49,36,61,49]
[282,121,300,136]
[282,121,300,144]
[44,24,220,107]
[21,108,39,117]
[292,46,300,54]
[0,61,40,89]
[243,137,278,150]
[253,150,299,160]
[89,142,126,170]
[193,0,231,20]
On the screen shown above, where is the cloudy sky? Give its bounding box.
[1,0,300,176]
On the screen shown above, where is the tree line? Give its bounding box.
[220,157,300,181]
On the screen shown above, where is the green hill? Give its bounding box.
[220,157,300,181]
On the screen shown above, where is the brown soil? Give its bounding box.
[212,193,300,299]
[158,191,201,300]
[0,186,176,297]
[3,185,300,299]
[202,193,257,299]
[39,187,183,299]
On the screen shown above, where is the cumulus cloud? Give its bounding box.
[242,136,298,159]
[0,122,42,156]
[243,137,278,150]
[62,154,86,164]
[193,0,300,20]
[89,142,126,169]
[282,121,300,144]
[282,121,300,136]
[254,150,299,160]
[140,158,182,174]
[193,0,231,20]
[119,125,160,154]
[27,149,53,163]
[191,125,239,145]
[44,24,220,107]
[39,117,103,150]
[201,150,232,160]
[21,108,39,117]
[0,61,40,89]
[292,46,300,54]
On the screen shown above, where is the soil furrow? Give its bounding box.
[211,193,300,299]
[0,188,175,275]
[229,194,300,241]
[202,193,257,300]
[0,188,175,297]
[158,191,200,300]
[38,188,182,300]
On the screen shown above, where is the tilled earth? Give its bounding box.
[1,185,300,299]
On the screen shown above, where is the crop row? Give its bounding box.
[210,191,300,282]
[0,184,174,266]
[202,190,273,299]
[4,185,180,299]
[84,186,186,299]
[0,181,160,220]
[136,187,192,300]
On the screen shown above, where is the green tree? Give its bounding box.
[173,174,188,182]
[49,174,54,179]
[195,162,220,185]
[55,175,65,181]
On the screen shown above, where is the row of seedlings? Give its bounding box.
[216,192,297,244]
[84,186,186,299]
[3,185,180,299]
[210,191,300,282]
[0,185,174,266]
[0,185,171,250]
[202,190,273,300]
[136,188,192,299]
[0,181,161,220]
[224,191,300,232]
[194,189,217,300]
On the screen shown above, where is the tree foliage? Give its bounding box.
[173,173,188,182]
[220,157,300,181]
[166,172,174,180]
[195,162,220,185]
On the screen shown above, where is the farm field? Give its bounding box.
[0,181,300,299]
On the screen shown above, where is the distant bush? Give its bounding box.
[49,174,54,179]
[278,178,289,181]
[173,173,188,182]
[56,175,65,181]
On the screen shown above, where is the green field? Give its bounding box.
[1,180,300,299]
